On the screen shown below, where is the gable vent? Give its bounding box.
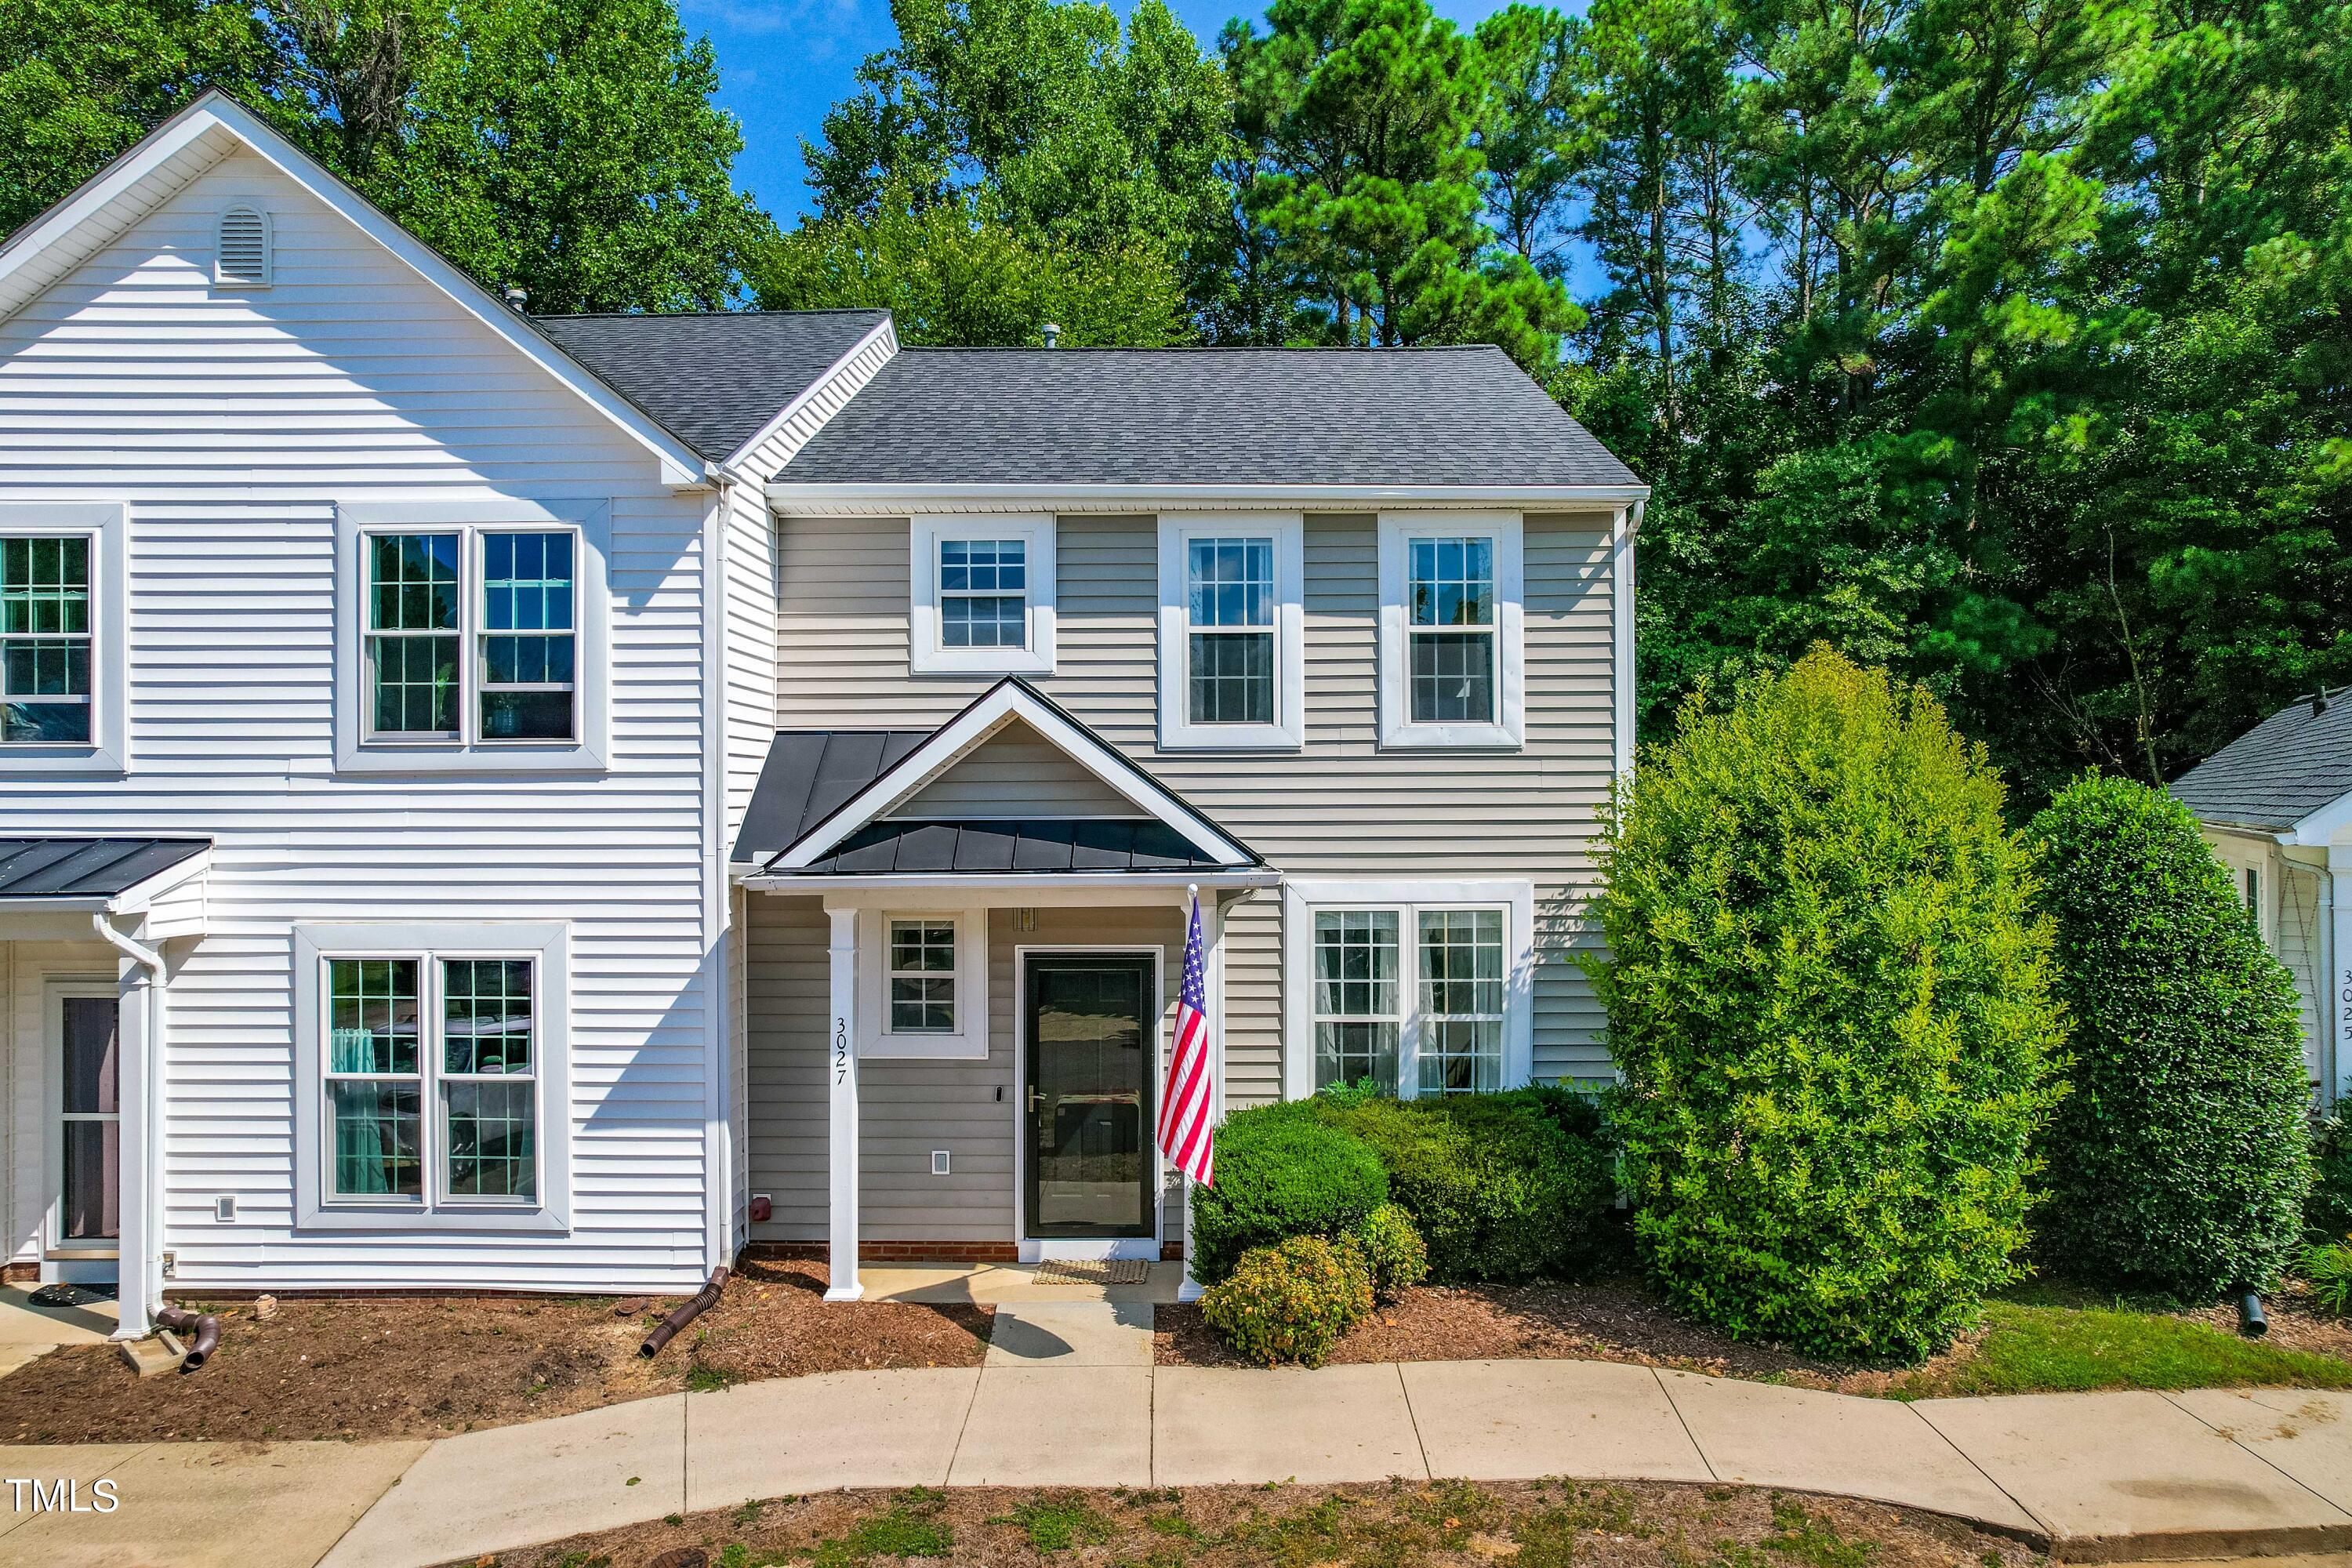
[213,205,271,287]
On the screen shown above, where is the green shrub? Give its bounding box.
[1345,1202,1429,1300]
[1585,650,2066,1362]
[2303,1241,2352,1316]
[2309,1116,2352,1241]
[2025,773,2311,1300]
[1200,1235,1374,1367]
[1312,1091,1614,1283]
[1189,1109,1387,1283]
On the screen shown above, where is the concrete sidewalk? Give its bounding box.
[8,1302,2352,1567]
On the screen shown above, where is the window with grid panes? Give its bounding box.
[888,919,957,1032]
[479,532,575,739]
[367,534,460,735]
[1417,909,1505,1094]
[939,539,1027,648]
[1186,537,1275,724]
[441,960,537,1199]
[0,536,93,743]
[326,960,425,1198]
[1406,536,1496,724]
[1313,910,1400,1091]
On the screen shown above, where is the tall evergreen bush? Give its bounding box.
[2025,773,2311,1298]
[1586,649,2065,1361]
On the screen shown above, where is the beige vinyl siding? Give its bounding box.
[744,894,1186,1245]
[1222,894,1283,1109]
[0,147,717,1290]
[775,509,1620,1087]
[891,720,1140,818]
[2278,853,2328,1089]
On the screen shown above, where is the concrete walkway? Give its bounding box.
[9,1302,2352,1566]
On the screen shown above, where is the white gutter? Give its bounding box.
[765,482,1653,516]
[91,913,162,1341]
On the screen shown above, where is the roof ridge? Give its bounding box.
[893,343,1511,354]
[535,307,890,322]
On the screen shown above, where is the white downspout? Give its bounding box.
[91,912,162,1340]
[2325,850,2345,1106]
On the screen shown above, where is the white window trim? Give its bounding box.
[334,499,611,773]
[0,503,126,775]
[855,906,988,1059]
[292,922,572,1232]
[1377,511,1526,749]
[909,515,1057,676]
[1281,878,1535,1099]
[1157,512,1305,750]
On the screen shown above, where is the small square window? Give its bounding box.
[911,518,1056,674]
[889,919,958,1033]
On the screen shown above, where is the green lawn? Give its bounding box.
[1890,1299,2352,1398]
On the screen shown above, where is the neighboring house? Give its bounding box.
[2173,688,2352,1105]
[0,93,1644,1335]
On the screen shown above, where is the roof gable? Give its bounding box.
[888,719,1142,819]
[735,679,1259,873]
[0,92,710,485]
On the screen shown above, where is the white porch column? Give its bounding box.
[2332,846,2352,1105]
[111,953,154,1339]
[824,905,863,1301]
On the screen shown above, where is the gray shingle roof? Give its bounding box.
[776,346,1642,488]
[532,310,889,462]
[2170,688,2352,832]
[0,837,209,898]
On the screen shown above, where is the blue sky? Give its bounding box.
[682,0,1536,222]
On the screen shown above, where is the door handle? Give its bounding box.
[1029,1087,1045,1114]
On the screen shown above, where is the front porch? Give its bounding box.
[731,679,1276,1304]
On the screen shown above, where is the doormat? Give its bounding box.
[1031,1259,1149,1286]
[27,1283,115,1308]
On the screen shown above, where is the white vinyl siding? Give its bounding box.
[0,147,717,1290]
[774,509,1621,1085]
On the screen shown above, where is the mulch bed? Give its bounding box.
[0,1255,989,1444]
[1156,1278,1874,1386]
[465,1476,2042,1568]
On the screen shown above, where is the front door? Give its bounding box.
[52,993,119,1255]
[1024,954,1155,1238]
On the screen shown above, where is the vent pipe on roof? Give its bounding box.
[1041,321,1062,348]
[503,285,528,313]
[2313,690,2331,717]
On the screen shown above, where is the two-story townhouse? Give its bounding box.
[0,92,1646,1332]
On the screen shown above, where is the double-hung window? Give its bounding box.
[1377,513,1525,748]
[339,503,606,771]
[1158,514,1303,749]
[888,919,958,1033]
[365,530,575,743]
[1289,882,1532,1098]
[296,923,569,1231]
[910,517,1056,674]
[1,536,92,744]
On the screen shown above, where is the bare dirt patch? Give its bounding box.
[0,1256,989,1443]
[466,1476,2041,1568]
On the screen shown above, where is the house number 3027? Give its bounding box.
[834,1018,850,1084]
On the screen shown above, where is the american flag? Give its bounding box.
[1156,891,1216,1185]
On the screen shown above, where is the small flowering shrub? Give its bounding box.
[1199,1235,1374,1367]
[1344,1202,1429,1301]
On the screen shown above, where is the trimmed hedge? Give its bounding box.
[1310,1091,1614,1283]
[1200,1235,1374,1367]
[2026,773,2311,1298]
[1584,651,2066,1362]
[1188,1111,1387,1283]
[1344,1202,1429,1300]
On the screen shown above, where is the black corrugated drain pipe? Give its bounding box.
[154,1305,222,1370]
[641,1265,729,1358]
[2238,1291,2268,1338]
